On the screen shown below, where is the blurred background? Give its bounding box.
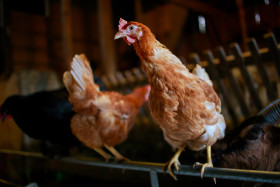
[0,0,280,186]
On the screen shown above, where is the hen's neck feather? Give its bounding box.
[132,26,192,89]
[130,22,157,60]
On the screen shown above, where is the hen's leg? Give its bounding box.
[93,148,112,162]
[163,146,185,180]
[104,145,130,162]
[193,145,216,183]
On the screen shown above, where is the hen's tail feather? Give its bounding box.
[63,54,96,95]
[63,71,73,93]
[192,64,213,87]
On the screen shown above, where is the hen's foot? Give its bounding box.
[193,161,213,177]
[93,148,112,162]
[104,145,130,163]
[193,146,216,184]
[114,155,130,163]
[163,146,185,180]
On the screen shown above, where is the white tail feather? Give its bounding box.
[64,54,95,93]
[192,64,213,87]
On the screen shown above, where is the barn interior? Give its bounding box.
[0,0,280,186]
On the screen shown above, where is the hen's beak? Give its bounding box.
[114,31,126,40]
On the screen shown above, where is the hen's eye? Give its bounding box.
[129,26,134,30]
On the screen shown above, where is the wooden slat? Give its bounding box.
[12,48,49,65]
[189,53,202,66]
[235,0,248,50]
[168,0,228,18]
[204,50,239,125]
[247,38,277,101]
[100,75,112,90]
[10,34,48,49]
[188,48,272,71]
[124,70,137,87]
[115,71,127,87]
[230,42,263,110]
[0,0,12,79]
[135,0,143,22]
[45,0,56,75]
[264,33,280,77]
[216,46,250,116]
[61,0,73,74]
[132,68,146,83]
[10,11,47,35]
[97,0,116,75]
[165,4,188,51]
[107,73,118,89]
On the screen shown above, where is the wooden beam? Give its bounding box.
[168,0,228,18]
[0,0,12,79]
[166,4,188,51]
[135,0,143,22]
[61,0,73,77]
[97,0,117,75]
[236,0,248,51]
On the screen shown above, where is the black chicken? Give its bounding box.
[1,87,75,141]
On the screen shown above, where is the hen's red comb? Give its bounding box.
[0,105,12,121]
[118,18,127,31]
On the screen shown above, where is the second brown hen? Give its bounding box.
[63,54,150,161]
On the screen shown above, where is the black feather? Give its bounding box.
[258,97,280,125]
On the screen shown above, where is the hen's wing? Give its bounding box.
[187,66,225,150]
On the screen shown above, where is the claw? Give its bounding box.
[114,155,131,163]
[163,146,185,180]
[193,162,213,178]
[163,158,180,180]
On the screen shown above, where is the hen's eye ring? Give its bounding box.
[129,26,134,30]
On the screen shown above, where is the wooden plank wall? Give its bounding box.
[5,0,280,79]
[9,1,100,79]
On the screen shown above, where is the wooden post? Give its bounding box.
[135,0,143,22]
[97,0,117,75]
[230,42,263,110]
[247,38,277,101]
[236,0,248,51]
[61,0,73,77]
[264,33,280,77]
[45,0,55,74]
[217,46,250,116]
[0,0,12,79]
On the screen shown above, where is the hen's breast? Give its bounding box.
[71,114,103,148]
[71,92,138,149]
[98,109,134,147]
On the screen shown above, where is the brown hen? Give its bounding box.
[114,18,226,180]
[63,54,150,161]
